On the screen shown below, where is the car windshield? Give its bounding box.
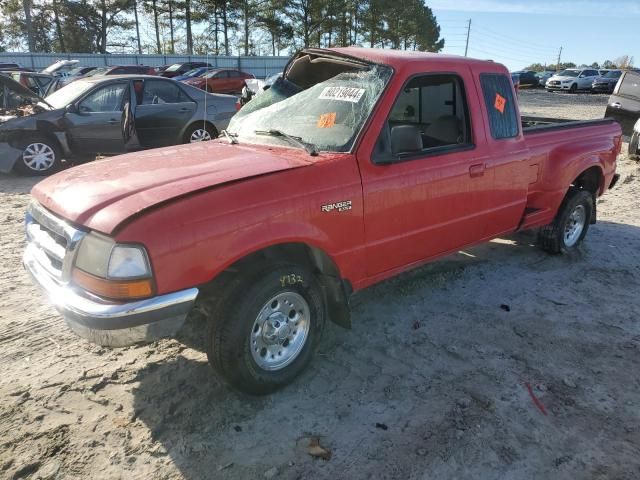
[45,80,94,108]
[603,70,621,79]
[183,68,204,77]
[84,68,107,77]
[558,70,579,77]
[165,63,183,72]
[228,65,392,153]
[66,67,86,76]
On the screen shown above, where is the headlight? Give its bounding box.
[72,232,154,300]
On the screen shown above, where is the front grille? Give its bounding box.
[26,203,85,282]
[549,81,560,86]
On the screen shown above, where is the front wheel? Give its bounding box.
[570,83,578,93]
[205,264,325,394]
[14,135,62,176]
[537,189,593,254]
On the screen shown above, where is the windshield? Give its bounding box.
[203,70,222,79]
[183,68,204,78]
[603,70,621,79]
[45,80,94,108]
[66,66,90,76]
[84,67,106,77]
[228,66,392,153]
[165,63,183,72]
[558,70,579,77]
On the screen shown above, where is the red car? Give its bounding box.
[182,68,254,94]
[160,61,212,78]
[25,48,621,394]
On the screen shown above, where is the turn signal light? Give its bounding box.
[72,268,154,300]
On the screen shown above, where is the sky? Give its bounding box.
[431,0,640,70]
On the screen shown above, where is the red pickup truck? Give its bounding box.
[24,48,621,394]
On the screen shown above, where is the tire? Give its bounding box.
[629,130,640,161]
[537,189,594,254]
[570,83,577,93]
[14,135,62,176]
[183,122,217,144]
[205,264,326,394]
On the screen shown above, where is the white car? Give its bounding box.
[546,68,600,92]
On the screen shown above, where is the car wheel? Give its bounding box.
[184,123,216,143]
[14,136,62,176]
[570,83,577,93]
[205,264,326,394]
[537,189,593,254]
[629,130,640,160]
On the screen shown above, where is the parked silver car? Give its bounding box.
[0,75,238,175]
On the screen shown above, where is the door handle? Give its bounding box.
[610,102,621,108]
[179,107,190,113]
[469,163,485,178]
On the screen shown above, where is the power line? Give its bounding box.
[471,25,558,54]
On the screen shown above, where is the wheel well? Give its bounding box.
[571,166,602,223]
[572,166,602,195]
[202,242,352,328]
[12,128,62,153]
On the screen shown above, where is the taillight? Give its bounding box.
[235,99,242,111]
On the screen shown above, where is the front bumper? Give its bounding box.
[546,84,572,91]
[24,243,198,347]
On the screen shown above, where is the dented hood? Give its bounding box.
[32,141,312,234]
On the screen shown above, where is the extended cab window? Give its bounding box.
[480,73,518,139]
[373,74,471,162]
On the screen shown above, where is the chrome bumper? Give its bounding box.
[24,243,198,347]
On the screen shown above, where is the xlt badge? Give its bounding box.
[321,200,352,213]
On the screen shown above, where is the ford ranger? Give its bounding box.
[24,48,622,394]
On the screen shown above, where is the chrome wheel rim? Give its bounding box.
[564,204,586,247]
[189,128,211,142]
[250,291,311,371]
[23,143,55,171]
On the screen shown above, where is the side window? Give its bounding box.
[374,74,471,161]
[228,71,241,78]
[79,83,127,112]
[618,72,640,98]
[479,73,519,139]
[110,67,127,74]
[142,80,188,104]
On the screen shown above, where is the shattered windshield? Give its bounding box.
[228,66,392,153]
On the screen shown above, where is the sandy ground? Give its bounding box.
[1,90,639,480]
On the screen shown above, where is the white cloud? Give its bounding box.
[429,0,640,17]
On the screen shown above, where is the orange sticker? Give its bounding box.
[317,112,337,128]
[494,93,506,113]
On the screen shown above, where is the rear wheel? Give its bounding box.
[205,264,326,394]
[537,189,593,254]
[183,123,216,144]
[14,135,61,176]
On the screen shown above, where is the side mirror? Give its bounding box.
[390,125,423,156]
[65,103,77,114]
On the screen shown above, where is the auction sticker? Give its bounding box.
[319,86,365,103]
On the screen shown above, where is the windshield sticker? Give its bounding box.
[317,112,337,128]
[494,93,506,113]
[319,86,366,103]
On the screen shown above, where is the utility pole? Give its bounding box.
[464,19,471,57]
[556,46,563,71]
[133,0,142,54]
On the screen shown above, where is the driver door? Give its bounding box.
[64,81,129,154]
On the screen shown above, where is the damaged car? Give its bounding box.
[0,74,238,176]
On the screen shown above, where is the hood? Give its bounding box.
[32,141,313,234]
[0,74,49,105]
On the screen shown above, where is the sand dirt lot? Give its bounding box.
[1,90,639,480]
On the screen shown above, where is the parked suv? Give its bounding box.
[546,68,600,92]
